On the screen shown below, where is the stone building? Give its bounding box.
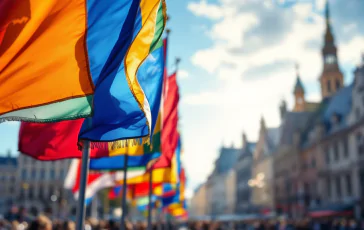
[0,152,17,214]
[16,154,73,217]
[273,109,311,218]
[224,169,236,214]
[291,1,364,219]
[251,117,280,214]
[190,183,207,216]
[205,143,241,216]
[235,133,256,214]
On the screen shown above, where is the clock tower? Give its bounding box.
[319,0,344,98]
[293,64,306,112]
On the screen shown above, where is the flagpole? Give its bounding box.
[157,203,162,230]
[147,170,153,230]
[175,57,180,72]
[75,139,91,230]
[120,154,129,230]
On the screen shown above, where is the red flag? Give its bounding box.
[151,72,179,169]
[18,119,109,160]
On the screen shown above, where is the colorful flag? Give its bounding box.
[1,0,166,144]
[64,160,145,200]
[129,183,177,198]
[151,72,179,169]
[108,186,123,200]
[18,109,162,160]
[89,153,161,171]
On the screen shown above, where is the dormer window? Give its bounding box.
[331,113,341,130]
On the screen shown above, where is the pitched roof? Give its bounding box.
[323,84,353,133]
[247,142,256,153]
[301,84,353,148]
[279,111,312,146]
[265,127,281,153]
[294,76,305,93]
[0,156,17,167]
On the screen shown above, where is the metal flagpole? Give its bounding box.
[147,170,153,230]
[120,154,129,230]
[75,139,91,230]
[157,205,162,230]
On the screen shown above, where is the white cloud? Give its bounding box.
[187,0,224,20]
[178,69,190,79]
[184,0,364,190]
[339,36,364,65]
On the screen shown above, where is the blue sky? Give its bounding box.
[1,0,364,198]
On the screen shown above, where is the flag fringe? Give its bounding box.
[77,137,150,151]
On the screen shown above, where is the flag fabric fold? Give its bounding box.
[64,160,145,200]
[1,0,167,145]
[151,72,179,169]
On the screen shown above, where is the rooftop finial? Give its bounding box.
[260,115,266,130]
[295,63,300,77]
[325,0,330,22]
[175,57,181,71]
[325,0,333,36]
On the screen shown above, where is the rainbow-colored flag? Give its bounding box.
[1,0,166,143]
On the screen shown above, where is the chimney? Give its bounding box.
[279,100,287,120]
[260,116,266,131]
[242,132,247,148]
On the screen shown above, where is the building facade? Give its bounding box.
[0,152,17,214]
[190,183,207,216]
[251,117,280,213]
[16,154,73,217]
[224,169,236,214]
[235,133,256,214]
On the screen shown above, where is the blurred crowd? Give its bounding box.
[187,218,364,230]
[0,215,180,230]
[3,207,364,230]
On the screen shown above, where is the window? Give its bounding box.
[50,169,55,179]
[29,187,34,199]
[304,183,310,195]
[31,169,36,179]
[311,158,316,168]
[325,146,330,164]
[343,137,349,158]
[357,133,364,155]
[356,108,361,121]
[336,177,341,198]
[327,178,331,198]
[327,80,331,93]
[22,169,27,180]
[333,142,339,161]
[60,169,64,179]
[346,174,352,196]
[40,169,45,179]
[336,79,341,90]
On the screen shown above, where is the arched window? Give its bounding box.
[336,79,341,90]
[327,80,331,93]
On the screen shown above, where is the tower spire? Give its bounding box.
[295,63,300,78]
[294,63,304,94]
[293,63,305,112]
[325,0,330,25]
[324,0,334,44]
